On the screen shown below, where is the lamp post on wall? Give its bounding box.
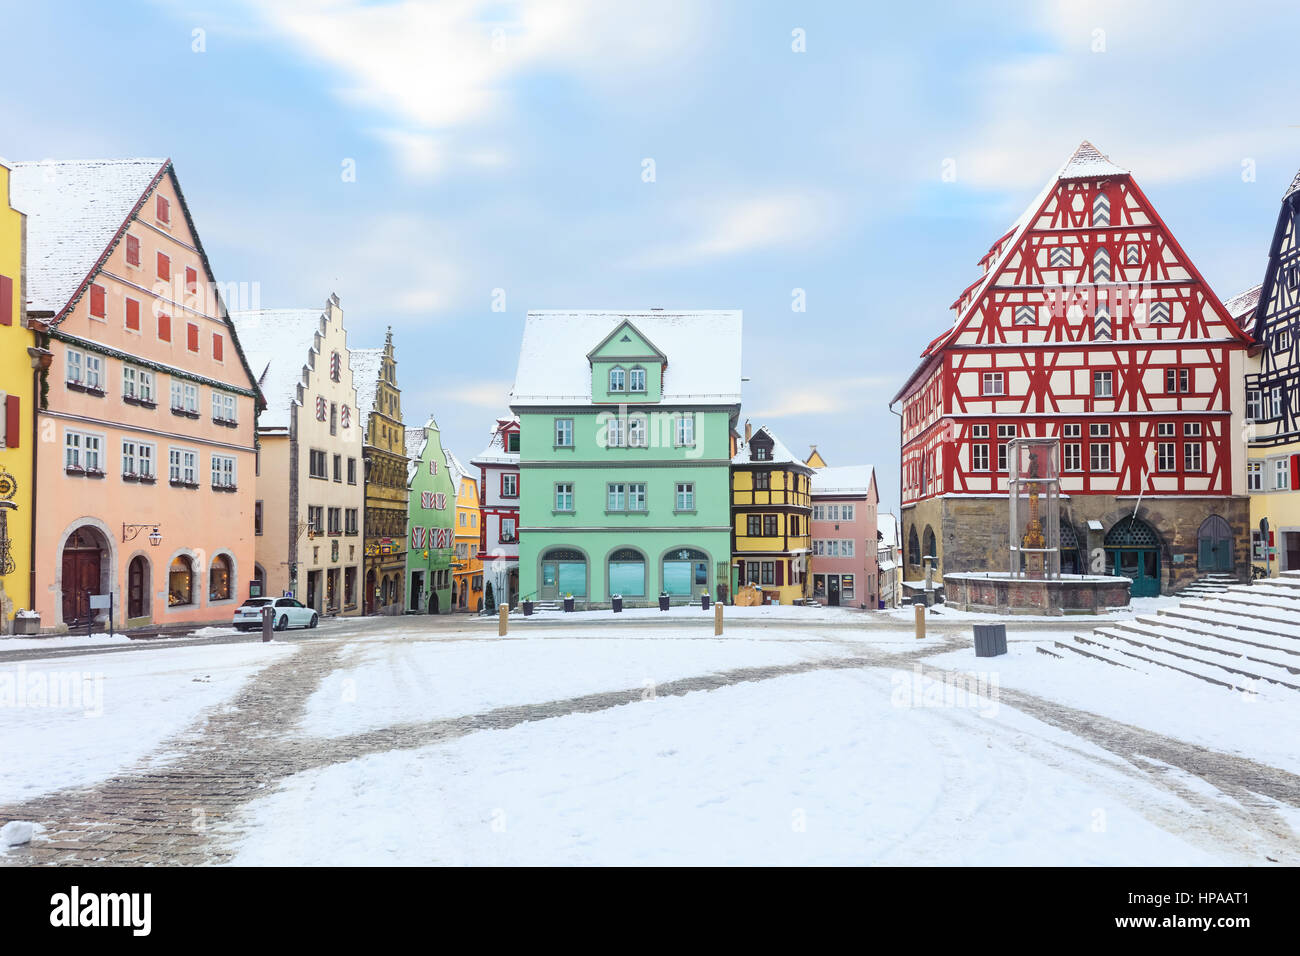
[122,524,162,546]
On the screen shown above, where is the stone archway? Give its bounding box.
[60,525,111,626]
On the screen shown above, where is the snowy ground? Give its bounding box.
[487,602,873,624]
[880,595,1182,623]
[0,641,297,804]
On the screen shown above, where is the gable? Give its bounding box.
[586,319,665,363]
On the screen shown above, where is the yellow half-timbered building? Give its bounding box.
[730,424,813,604]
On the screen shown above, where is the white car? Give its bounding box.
[233,596,319,632]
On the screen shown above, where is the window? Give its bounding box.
[212,333,224,362]
[1247,461,1262,492]
[157,251,170,281]
[1090,443,1111,472]
[1050,246,1072,269]
[500,517,517,543]
[1092,192,1110,227]
[608,483,626,511]
[1184,442,1202,472]
[754,470,771,490]
[209,554,232,601]
[255,500,263,535]
[972,424,990,438]
[981,372,1005,396]
[1277,458,1291,490]
[675,482,694,511]
[327,507,342,535]
[507,431,519,453]
[345,509,358,535]
[676,415,695,446]
[186,322,199,353]
[124,296,141,332]
[997,424,1016,471]
[89,283,106,319]
[120,366,152,405]
[1064,443,1081,471]
[64,430,102,472]
[122,439,155,478]
[972,443,990,471]
[1093,371,1113,398]
[1271,387,1284,419]
[1276,329,1292,354]
[329,402,337,436]
[606,417,625,448]
[158,312,171,341]
[763,514,778,537]
[125,234,141,267]
[747,514,762,537]
[627,414,648,447]
[1090,423,1111,437]
[211,391,236,423]
[629,366,646,392]
[760,562,775,585]
[156,195,170,224]
[347,458,357,485]
[169,447,197,485]
[309,449,328,479]
[1165,368,1190,394]
[65,348,83,385]
[840,504,855,521]
[1063,424,1081,438]
[307,506,323,534]
[1157,422,1174,438]
[168,556,193,607]
[608,366,625,392]
[555,418,574,447]
[1183,422,1202,437]
[501,473,518,498]
[627,482,646,511]
[555,482,574,512]
[170,380,198,414]
[1247,389,1263,422]
[841,574,855,601]
[1157,442,1176,472]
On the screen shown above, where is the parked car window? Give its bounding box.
[241,598,272,607]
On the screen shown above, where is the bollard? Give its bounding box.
[498,603,508,636]
[914,602,925,640]
[714,601,723,635]
[261,605,274,643]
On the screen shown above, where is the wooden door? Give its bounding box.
[62,548,100,624]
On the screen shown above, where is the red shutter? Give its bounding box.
[125,298,140,331]
[4,395,19,448]
[212,333,224,361]
[0,274,11,325]
[185,266,197,293]
[126,234,140,266]
[187,323,199,352]
[90,283,106,318]
[157,195,170,223]
[157,252,170,280]
[158,313,171,341]
[1291,454,1300,490]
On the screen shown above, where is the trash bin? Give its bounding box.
[522,600,533,616]
[658,593,670,611]
[612,595,623,613]
[563,596,575,612]
[973,624,1008,657]
[701,593,711,611]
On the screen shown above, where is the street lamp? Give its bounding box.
[148,527,162,547]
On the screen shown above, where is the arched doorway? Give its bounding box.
[539,548,587,601]
[127,555,151,620]
[62,526,108,625]
[365,568,376,614]
[1197,515,1233,573]
[662,547,709,602]
[1105,517,1161,596]
[428,590,439,614]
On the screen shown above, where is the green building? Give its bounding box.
[512,310,742,607]
[405,416,456,613]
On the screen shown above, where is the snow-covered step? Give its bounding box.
[1184,594,1300,626]
[1159,605,1300,642]
[1255,573,1300,590]
[1146,610,1300,653]
[1111,619,1300,677]
[1095,626,1300,691]
[1052,638,1132,669]
[1086,630,1247,691]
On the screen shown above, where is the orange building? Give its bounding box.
[13,159,262,632]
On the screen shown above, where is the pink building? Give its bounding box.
[13,159,262,631]
[470,415,519,607]
[809,465,880,609]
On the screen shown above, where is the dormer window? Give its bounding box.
[609,366,626,392]
[629,366,646,392]
[507,431,520,453]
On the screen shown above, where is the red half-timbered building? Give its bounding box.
[891,142,1252,595]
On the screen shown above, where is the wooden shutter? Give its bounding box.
[185,266,197,293]
[187,323,199,352]
[157,195,170,223]
[157,252,170,280]
[126,234,140,266]
[125,298,140,331]
[1291,454,1300,490]
[212,333,224,361]
[0,275,11,325]
[4,395,19,448]
[158,313,171,341]
[90,283,106,318]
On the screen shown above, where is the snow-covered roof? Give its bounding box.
[811,465,875,496]
[351,348,383,420]
[11,158,167,315]
[732,425,806,468]
[877,513,899,546]
[445,448,469,490]
[1223,284,1262,336]
[1058,140,1128,181]
[470,416,519,467]
[511,310,743,406]
[404,425,429,484]
[230,309,326,431]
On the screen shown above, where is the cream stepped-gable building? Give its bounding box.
[233,296,365,615]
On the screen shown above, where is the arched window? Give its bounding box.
[608,547,646,598]
[168,555,194,607]
[608,366,626,392]
[907,526,921,568]
[209,553,232,601]
[662,548,708,597]
[542,548,587,598]
[922,526,936,562]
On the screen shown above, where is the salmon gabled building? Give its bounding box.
[12,159,262,631]
[891,142,1253,597]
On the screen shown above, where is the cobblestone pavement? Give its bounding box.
[2,625,1297,865]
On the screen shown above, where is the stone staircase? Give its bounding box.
[1044,571,1300,695]
[527,601,562,614]
[1174,572,1240,598]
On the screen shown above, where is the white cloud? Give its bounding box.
[752,376,894,419]
[243,0,706,178]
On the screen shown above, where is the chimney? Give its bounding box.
[744,420,752,443]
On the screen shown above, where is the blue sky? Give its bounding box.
[4,0,1299,513]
